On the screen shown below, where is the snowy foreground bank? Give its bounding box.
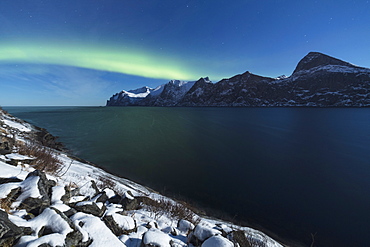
[0,109,283,247]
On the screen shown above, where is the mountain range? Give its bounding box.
[106,52,370,107]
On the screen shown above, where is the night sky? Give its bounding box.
[1,0,369,105]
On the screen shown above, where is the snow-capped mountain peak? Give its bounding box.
[107,79,200,106]
[107,52,370,107]
[293,52,356,74]
[125,86,153,98]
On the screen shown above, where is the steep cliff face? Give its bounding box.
[140,80,196,106]
[179,73,278,106]
[286,52,370,106]
[107,52,370,107]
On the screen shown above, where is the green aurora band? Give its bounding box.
[0,42,202,80]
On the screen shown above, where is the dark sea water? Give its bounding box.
[5,106,370,247]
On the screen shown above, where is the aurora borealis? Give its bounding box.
[0,42,197,80]
[1,0,369,105]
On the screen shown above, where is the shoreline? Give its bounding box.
[0,107,302,246]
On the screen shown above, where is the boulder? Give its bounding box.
[0,136,14,155]
[188,223,222,246]
[25,170,56,198]
[52,207,91,247]
[161,225,178,236]
[0,209,23,246]
[19,170,56,215]
[229,230,251,247]
[121,196,139,211]
[1,187,22,209]
[103,213,136,236]
[177,219,194,233]
[19,197,49,216]
[73,201,106,217]
[90,180,100,195]
[108,194,123,204]
[0,177,23,184]
[64,208,78,218]
[141,228,172,247]
[37,244,52,247]
[22,207,87,247]
[201,235,234,247]
[146,221,159,229]
[92,191,109,203]
[61,186,81,204]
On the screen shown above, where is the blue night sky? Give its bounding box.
[0,0,369,106]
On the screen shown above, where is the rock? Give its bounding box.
[73,201,106,217]
[4,153,34,166]
[20,226,33,235]
[33,207,86,247]
[188,223,222,246]
[193,224,221,242]
[0,209,23,246]
[141,228,172,247]
[92,191,109,203]
[121,196,139,211]
[161,225,178,236]
[38,225,54,237]
[108,194,123,204]
[177,219,194,233]
[18,170,56,215]
[103,215,123,236]
[26,170,56,196]
[64,208,78,218]
[90,180,100,195]
[201,235,234,247]
[44,208,88,247]
[0,177,23,184]
[103,213,136,236]
[215,224,233,236]
[20,197,49,216]
[0,136,14,155]
[37,244,52,247]
[1,187,22,209]
[230,230,251,247]
[146,221,159,229]
[71,212,126,247]
[61,186,81,204]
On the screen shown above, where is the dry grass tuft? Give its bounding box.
[18,142,62,176]
[96,175,116,190]
[142,197,200,224]
[0,198,12,213]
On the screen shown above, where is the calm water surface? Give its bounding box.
[5,106,370,247]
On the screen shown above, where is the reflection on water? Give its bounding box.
[5,106,370,247]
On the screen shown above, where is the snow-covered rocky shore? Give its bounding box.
[0,108,284,247]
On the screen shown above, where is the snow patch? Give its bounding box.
[1,119,32,133]
[143,229,172,247]
[71,212,127,247]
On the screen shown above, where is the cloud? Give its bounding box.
[40,66,111,99]
[0,63,116,105]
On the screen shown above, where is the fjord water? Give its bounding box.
[5,106,370,246]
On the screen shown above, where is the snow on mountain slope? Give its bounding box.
[107,86,154,106]
[107,52,369,107]
[150,84,166,97]
[107,79,198,106]
[143,79,197,106]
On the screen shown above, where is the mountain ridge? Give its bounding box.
[107,52,370,107]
